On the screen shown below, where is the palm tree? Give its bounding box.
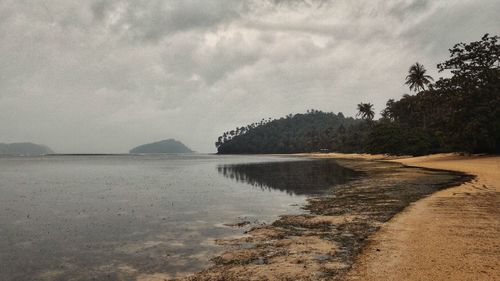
[380,99,395,120]
[405,62,434,92]
[356,102,375,121]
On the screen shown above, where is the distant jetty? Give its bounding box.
[129,139,193,154]
[0,142,54,156]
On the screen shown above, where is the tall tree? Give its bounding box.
[356,102,375,121]
[380,99,395,121]
[405,62,434,92]
[437,33,500,90]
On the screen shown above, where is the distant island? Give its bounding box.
[0,142,54,156]
[129,139,194,154]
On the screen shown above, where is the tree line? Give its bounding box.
[216,110,362,154]
[216,34,500,155]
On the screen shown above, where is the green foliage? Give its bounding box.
[356,102,375,121]
[372,34,500,154]
[405,62,434,92]
[216,110,361,154]
[216,34,500,155]
[367,123,435,156]
[437,33,499,90]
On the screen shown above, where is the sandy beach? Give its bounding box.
[180,154,477,281]
[340,153,500,281]
[162,152,500,281]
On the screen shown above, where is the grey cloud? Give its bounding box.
[112,0,245,42]
[91,0,115,21]
[388,0,431,21]
[398,0,500,59]
[0,0,498,153]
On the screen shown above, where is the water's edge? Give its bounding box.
[182,158,473,280]
[0,155,473,281]
[0,155,359,280]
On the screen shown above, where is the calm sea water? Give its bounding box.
[0,154,360,280]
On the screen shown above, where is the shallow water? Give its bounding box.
[183,159,472,280]
[0,154,359,280]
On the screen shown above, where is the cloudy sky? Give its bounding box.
[0,0,498,153]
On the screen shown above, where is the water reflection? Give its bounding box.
[217,159,362,195]
[0,155,338,281]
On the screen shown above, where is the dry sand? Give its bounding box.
[341,153,500,281]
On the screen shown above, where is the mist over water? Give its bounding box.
[0,155,359,280]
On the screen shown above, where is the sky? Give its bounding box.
[0,0,498,153]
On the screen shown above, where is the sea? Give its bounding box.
[0,154,360,280]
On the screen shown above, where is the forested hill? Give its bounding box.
[216,34,499,156]
[216,111,362,154]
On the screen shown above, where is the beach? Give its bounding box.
[342,153,500,281]
[182,153,499,281]
[182,154,474,281]
[2,153,497,280]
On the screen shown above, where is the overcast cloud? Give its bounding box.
[0,0,498,153]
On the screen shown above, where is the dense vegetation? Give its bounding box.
[215,111,362,153]
[130,139,193,154]
[216,34,499,155]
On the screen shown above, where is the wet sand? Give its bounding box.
[180,157,471,281]
[342,153,500,281]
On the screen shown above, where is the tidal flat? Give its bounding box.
[0,155,471,281]
[0,155,358,281]
[184,158,472,281]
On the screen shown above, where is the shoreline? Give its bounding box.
[180,154,472,281]
[340,153,500,281]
